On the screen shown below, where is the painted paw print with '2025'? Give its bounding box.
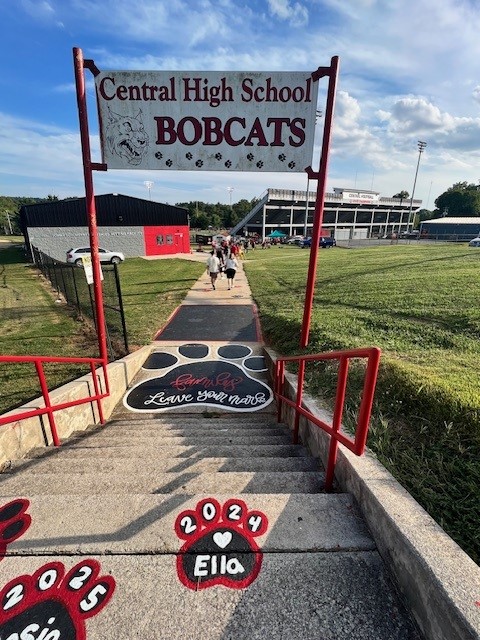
[0,559,115,640]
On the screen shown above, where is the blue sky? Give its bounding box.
[1,0,479,209]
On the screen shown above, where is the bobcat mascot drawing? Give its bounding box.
[105,107,149,166]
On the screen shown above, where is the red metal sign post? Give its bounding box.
[300,56,339,348]
[72,47,109,366]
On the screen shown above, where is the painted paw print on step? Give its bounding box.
[0,559,115,639]
[175,498,268,590]
[0,499,31,561]
[125,344,273,412]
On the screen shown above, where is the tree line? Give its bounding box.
[2,182,479,235]
[0,194,258,235]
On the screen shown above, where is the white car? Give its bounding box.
[66,247,125,266]
[468,237,480,247]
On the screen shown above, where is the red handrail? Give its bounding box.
[0,355,110,446]
[274,347,381,491]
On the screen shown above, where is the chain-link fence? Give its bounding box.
[31,247,129,360]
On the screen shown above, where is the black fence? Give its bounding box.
[31,247,129,361]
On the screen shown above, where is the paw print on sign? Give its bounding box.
[0,559,115,639]
[246,153,254,161]
[256,161,264,168]
[0,499,31,561]
[224,160,232,168]
[165,159,173,167]
[175,498,268,590]
[215,153,222,161]
[155,151,163,160]
[195,159,203,167]
[185,152,193,160]
[288,161,296,169]
[278,153,286,162]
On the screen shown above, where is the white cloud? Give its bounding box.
[267,0,309,26]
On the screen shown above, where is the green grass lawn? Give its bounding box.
[245,243,480,564]
[0,246,204,413]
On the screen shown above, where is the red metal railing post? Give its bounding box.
[73,47,109,368]
[273,347,381,491]
[294,359,306,444]
[300,56,339,348]
[34,360,61,446]
[324,356,349,491]
[90,362,105,425]
[354,347,381,454]
[276,360,284,423]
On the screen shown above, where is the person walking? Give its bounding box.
[206,250,220,290]
[225,253,239,290]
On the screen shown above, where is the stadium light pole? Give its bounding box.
[144,180,154,200]
[227,186,234,212]
[407,141,427,232]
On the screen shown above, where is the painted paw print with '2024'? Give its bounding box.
[175,498,268,590]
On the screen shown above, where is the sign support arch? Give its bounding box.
[72,47,339,358]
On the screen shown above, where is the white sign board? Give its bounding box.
[94,71,319,173]
[342,191,380,205]
[81,255,103,284]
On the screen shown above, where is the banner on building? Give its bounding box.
[340,191,380,205]
[94,71,319,173]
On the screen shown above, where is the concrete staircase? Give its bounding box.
[0,411,421,639]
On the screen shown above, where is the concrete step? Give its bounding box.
[63,433,293,447]
[4,494,373,555]
[7,456,322,475]
[78,425,290,438]
[28,444,310,460]
[107,416,281,429]
[0,553,421,640]
[0,471,325,495]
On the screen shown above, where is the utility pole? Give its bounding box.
[5,211,13,235]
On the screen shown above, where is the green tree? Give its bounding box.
[393,190,409,200]
[434,182,480,217]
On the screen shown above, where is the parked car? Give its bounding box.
[300,236,336,248]
[286,235,304,245]
[66,247,125,266]
[399,230,420,239]
[468,237,480,247]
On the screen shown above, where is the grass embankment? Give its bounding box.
[0,246,204,413]
[244,243,480,564]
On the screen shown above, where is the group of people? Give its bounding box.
[206,239,242,290]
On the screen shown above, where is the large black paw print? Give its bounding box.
[224,160,232,168]
[278,153,286,162]
[166,159,173,167]
[186,152,193,160]
[288,161,296,169]
[0,559,115,638]
[195,159,203,167]
[215,153,222,160]
[0,499,31,561]
[155,151,163,160]
[256,161,264,168]
[246,153,254,161]
[175,498,268,590]
[125,344,273,412]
